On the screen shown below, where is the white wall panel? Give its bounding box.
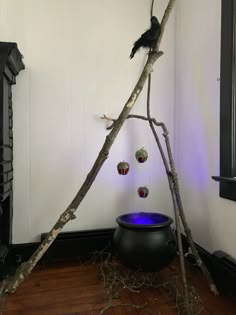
[0,0,175,243]
[175,0,236,259]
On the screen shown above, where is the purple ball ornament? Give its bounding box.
[117,161,130,175]
[135,147,148,163]
[138,186,149,198]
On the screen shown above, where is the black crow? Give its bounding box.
[130,16,161,59]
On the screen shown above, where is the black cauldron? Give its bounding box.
[113,212,177,272]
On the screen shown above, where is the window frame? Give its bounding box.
[212,0,236,201]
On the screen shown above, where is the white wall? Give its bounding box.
[175,0,236,259]
[0,0,175,243]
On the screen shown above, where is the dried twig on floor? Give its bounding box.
[89,251,204,315]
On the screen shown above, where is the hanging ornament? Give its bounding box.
[138,186,149,198]
[117,161,130,175]
[135,147,148,163]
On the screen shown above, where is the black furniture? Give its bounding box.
[0,42,24,277]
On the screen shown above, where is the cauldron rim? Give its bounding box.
[116,212,173,229]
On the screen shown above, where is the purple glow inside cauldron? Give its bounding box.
[116,212,172,228]
[114,212,176,271]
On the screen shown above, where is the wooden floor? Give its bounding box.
[1,258,236,315]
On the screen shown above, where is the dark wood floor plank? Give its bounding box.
[2,259,236,315]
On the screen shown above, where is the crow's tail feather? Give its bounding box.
[129,47,137,59]
[129,39,142,59]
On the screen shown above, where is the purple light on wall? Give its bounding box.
[176,75,216,191]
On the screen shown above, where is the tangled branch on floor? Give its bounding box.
[88,250,204,315]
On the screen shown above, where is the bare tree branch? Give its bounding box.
[4,0,176,294]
